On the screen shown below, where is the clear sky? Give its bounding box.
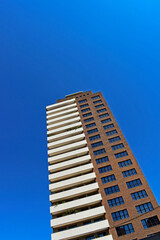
[0,1,160,239]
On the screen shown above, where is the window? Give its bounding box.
[58,227,66,232]
[141,216,160,229]
[93,100,102,104]
[86,123,96,129]
[93,218,103,223]
[101,118,112,124]
[84,117,94,123]
[91,141,103,148]
[68,225,77,229]
[95,104,104,109]
[108,196,124,207]
[131,190,148,201]
[116,223,134,236]
[112,143,124,150]
[83,112,92,118]
[80,103,89,108]
[122,168,137,178]
[112,209,129,221]
[118,159,132,168]
[92,95,100,100]
[147,233,160,237]
[101,174,116,184]
[96,156,109,164]
[93,148,106,156]
[126,179,142,189]
[97,108,107,113]
[85,233,105,240]
[103,124,114,130]
[89,134,101,141]
[136,202,153,214]
[104,185,120,195]
[87,128,98,134]
[79,99,87,104]
[99,113,109,118]
[109,136,121,143]
[98,165,112,174]
[106,130,117,136]
[115,151,128,159]
[86,236,95,240]
[81,108,90,113]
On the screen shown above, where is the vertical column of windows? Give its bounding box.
[81,92,154,239]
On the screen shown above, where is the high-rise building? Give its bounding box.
[46,90,160,240]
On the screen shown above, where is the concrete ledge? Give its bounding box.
[50,193,102,215]
[48,147,89,164]
[48,155,91,173]
[51,206,106,227]
[47,107,78,120]
[48,140,87,156]
[49,172,96,192]
[46,99,75,111]
[49,163,93,182]
[47,103,77,115]
[51,221,111,240]
[47,128,83,142]
[49,182,99,202]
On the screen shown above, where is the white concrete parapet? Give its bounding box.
[49,172,96,192]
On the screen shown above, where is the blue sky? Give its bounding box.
[0,1,160,239]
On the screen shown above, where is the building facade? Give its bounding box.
[46,90,160,240]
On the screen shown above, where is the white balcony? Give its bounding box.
[48,140,87,157]
[50,193,102,215]
[49,163,93,182]
[48,147,89,164]
[47,112,79,125]
[51,220,111,240]
[48,155,91,173]
[48,133,85,150]
[51,206,106,228]
[47,117,81,131]
[47,107,78,120]
[49,182,99,203]
[49,172,96,193]
[47,103,77,116]
[47,122,82,136]
[47,128,83,143]
[93,237,113,240]
[46,98,75,111]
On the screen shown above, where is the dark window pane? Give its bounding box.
[122,168,137,178]
[112,209,129,221]
[96,156,109,164]
[116,223,134,236]
[91,141,103,148]
[118,159,132,168]
[115,151,128,159]
[104,185,120,195]
[131,190,148,201]
[109,136,121,143]
[141,216,160,229]
[93,148,106,156]
[126,179,142,189]
[108,196,124,207]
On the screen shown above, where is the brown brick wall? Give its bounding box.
[63,90,160,240]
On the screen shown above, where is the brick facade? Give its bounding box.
[57,90,160,240]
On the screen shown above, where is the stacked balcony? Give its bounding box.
[46,98,112,240]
